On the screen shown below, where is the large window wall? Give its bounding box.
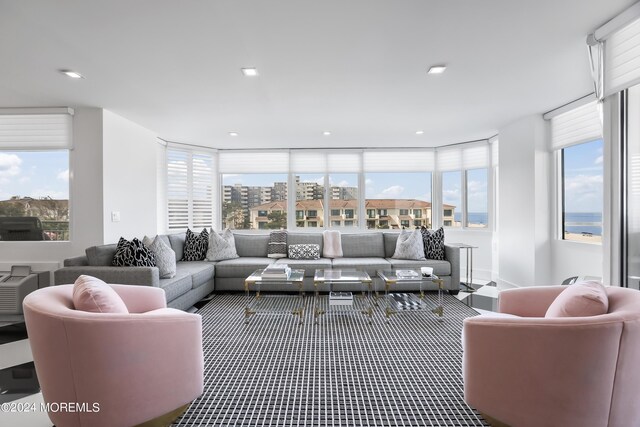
[165,145,495,232]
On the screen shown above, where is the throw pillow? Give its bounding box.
[288,243,320,260]
[182,228,209,261]
[421,227,445,260]
[206,228,240,261]
[112,237,156,267]
[72,275,128,313]
[545,281,609,318]
[267,230,288,258]
[143,235,177,279]
[392,229,426,260]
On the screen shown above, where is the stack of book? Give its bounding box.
[261,264,292,280]
[329,291,353,306]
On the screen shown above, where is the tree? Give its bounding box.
[0,201,25,217]
[222,201,245,229]
[265,211,287,229]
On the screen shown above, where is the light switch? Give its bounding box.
[111,211,121,222]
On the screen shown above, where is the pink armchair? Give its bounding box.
[23,284,204,427]
[463,285,640,427]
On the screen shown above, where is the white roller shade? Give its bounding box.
[604,17,640,96]
[363,150,435,172]
[326,152,361,172]
[550,101,603,149]
[0,113,73,149]
[290,150,327,172]
[462,144,489,169]
[219,151,289,173]
[436,148,462,171]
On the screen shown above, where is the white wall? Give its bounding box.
[102,110,159,243]
[497,115,551,287]
[444,229,493,284]
[0,108,105,272]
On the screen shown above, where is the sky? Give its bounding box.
[563,139,603,213]
[0,151,69,201]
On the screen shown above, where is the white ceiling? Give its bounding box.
[0,0,635,149]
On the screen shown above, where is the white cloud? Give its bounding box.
[376,185,404,198]
[0,153,22,178]
[365,178,373,186]
[28,189,68,199]
[595,155,603,165]
[442,189,460,206]
[57,169,69,182]
[564,174,603,212]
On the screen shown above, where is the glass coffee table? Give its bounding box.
[244,268,305,324]
[313,269,373,324]
[377,269,445,323]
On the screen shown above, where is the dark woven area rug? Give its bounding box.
[174,293,488,427]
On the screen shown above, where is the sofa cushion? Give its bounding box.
[86,244,118,266]
[176,261,215,289]
[233,233,270,257]
[385,258,451,276]
[168,233,186,261]
[331,257,391,277]
[215,257,273,278]
[546,281,609,318]
[158,273,192,301]
[72,275,128,313]
[383,233,400,258]
[342,233,385,258]
[275,258,332,277]
[288,233,323,254]
[267,230,288,258]
[421,227,445,260]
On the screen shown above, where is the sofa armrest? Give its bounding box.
[498,286,565,317]
[444,244,460,290]
[54,266,160,287]
[64,256,89,267]
[109,284,166,313]
[463,316,623,427]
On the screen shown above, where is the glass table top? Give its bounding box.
[246,268,305,283]
[314,269,372,283]
[377,269,440,282]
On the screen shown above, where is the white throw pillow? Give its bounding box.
[206,229,240,261]
[392,229,426,260]
[143,235,177,279]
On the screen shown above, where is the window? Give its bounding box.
[331,209,341,216]
[0,151,70,241]
[366,172,432,229]
[379,220,389,228]
[222,173,287,230]
[329,173,358,228]
[367,209,376,218]
[442,171,462,227]
[561,140,603,243]
[331,220,341,227]
[167,148,214,231]
[308,221,318,227]
[296,174,324,228]
[414,220,422,227]
[466,169,488,228]
[296,210,304,219]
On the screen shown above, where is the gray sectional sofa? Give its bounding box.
[54,232,460,310]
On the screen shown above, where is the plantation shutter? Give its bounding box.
[166,147,215,231]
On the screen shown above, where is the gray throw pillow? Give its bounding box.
[392,229,426,260]
[143,235,177,279]
[267,230,288,258]
[288,244,320,260]
[206,229,240,261]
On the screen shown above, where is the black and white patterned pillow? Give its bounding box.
[112,237,156,267]
[267,230,288,258]
[420,227,445,260]
[182,228,209,261]
[288,243,320,260]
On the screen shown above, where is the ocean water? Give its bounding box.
[564,212,602,236]
[454,212,487,225]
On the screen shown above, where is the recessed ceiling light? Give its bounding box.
[241,68,258,77]
[416,130,424,135]
[323,131,331,136]
[60,70,84,79]
[229,132,239,137]
[427,65,447,75]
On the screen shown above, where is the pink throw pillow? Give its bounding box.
[72,275,129,313]
[545,281,608,318]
